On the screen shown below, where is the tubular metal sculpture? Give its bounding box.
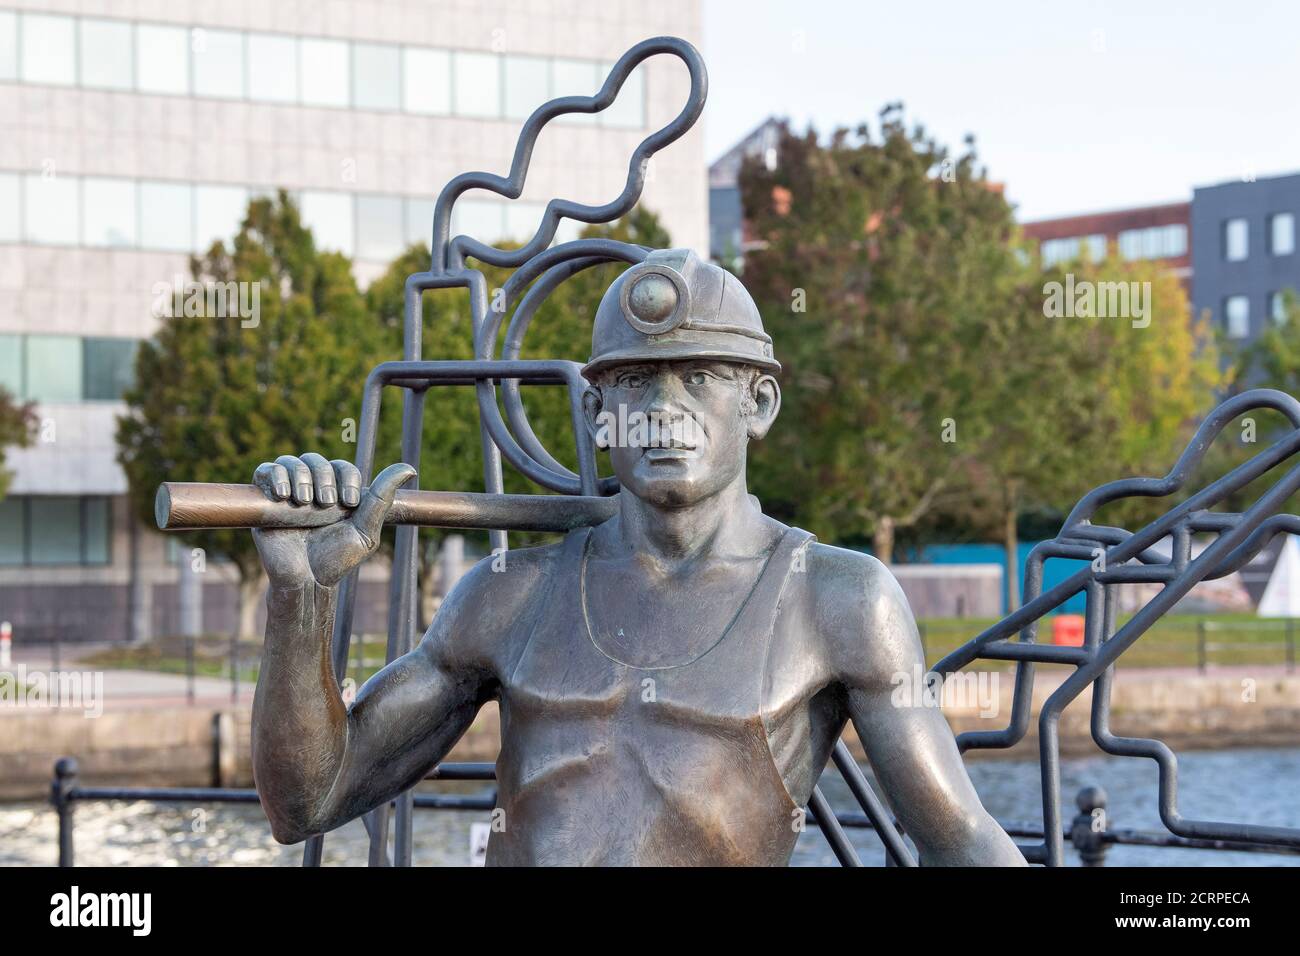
[156,36,1300,866]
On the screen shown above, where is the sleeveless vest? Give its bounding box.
[489,524,816,866]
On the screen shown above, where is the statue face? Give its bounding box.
[584,360,779,509]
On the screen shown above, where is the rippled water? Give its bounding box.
[3,747,1297,867]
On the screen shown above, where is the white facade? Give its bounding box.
[0,0,706,640]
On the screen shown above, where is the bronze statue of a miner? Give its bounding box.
[247,249,1026,866]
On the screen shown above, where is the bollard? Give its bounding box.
[185,636,195,705]
[1196,619,1207,673]
[51,757,78,867]
[1069,784,1110,866]
[0,620,10,668]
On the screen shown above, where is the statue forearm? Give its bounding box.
[251,581,348,843]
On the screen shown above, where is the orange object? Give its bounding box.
[1052,614,1085,646]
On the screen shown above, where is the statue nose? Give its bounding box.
[645,370,688,412]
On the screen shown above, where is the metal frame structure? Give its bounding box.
[293,34,1300,868]
[931,388,1300,865]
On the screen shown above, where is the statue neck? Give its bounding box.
[610,475,766,567]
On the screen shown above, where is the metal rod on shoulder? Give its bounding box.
[156,482,618,533]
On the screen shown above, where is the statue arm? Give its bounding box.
[251,572,490,845]
[832,555,1027,866]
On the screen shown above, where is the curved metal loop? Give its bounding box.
[469,240,646,495]
[499,254,626,495]
[1063,388,1300,528]
[430,36,707,275]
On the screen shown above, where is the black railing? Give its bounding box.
[48,756,1300,868]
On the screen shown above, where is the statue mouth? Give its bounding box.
[642,445,699,462]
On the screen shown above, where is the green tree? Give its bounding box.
[740,112,1018,564]
[117,191,392,638]
[0,387,36,500]
[958,247,1223,608]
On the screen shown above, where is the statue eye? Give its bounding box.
[685,370,712,386]
[617,372,646,389]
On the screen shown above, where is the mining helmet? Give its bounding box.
[582,248,779,379]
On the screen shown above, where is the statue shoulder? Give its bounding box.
[422,537,573,666]
[801,542,924,683]
[443,538,570,618]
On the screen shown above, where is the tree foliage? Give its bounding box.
[739,113,1224,576]
[0,387,36,500]
[118,191,391,637]
[741,112,1018,562]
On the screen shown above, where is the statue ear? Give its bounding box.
[582,386,610,449]
[746,375,781,440]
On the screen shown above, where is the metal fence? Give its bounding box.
[47,755,1300,867]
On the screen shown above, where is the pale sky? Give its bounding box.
[701,0,1300,221]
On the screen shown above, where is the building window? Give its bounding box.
[247,32,298,103]
[1270,213,1295,256]
[2,335,138,402]
[20,13,76,86]
[1159,224,1187,257]
[79,18,133,91]
[504,201,545,242]
[81,177,138,248]
[24,335,82,402]
[552,58,601,125]
[0,11,17,82]
[402,47,450,115]
[404,198,436,248]
[0,497,111,566]
[504,55,551,121]
[1224,295,1251,339]
[192,28,245,99]
[194,184,248,253]
[139,180,194,252]
[600,60,645,129]
[453,51,501,118]
[1273,291,1294,325]
[1,13,641,128]
[135,23,189,94]
[352,43,401,111]
[0,171,19,242]
[0,333,21,397]
[453,200,505,244]
[300,191,355,256]
[1117,224,1185,261]
[0,171,539,260]
[23,173,78,245]
[83,337,139,401]
[1224,218,1249,262]
[299,37,349,108]
[1040,238,1075,266]
[355,194,405,261]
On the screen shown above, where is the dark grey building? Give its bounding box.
[1192,173,1300,342]
[708,117,783,266]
